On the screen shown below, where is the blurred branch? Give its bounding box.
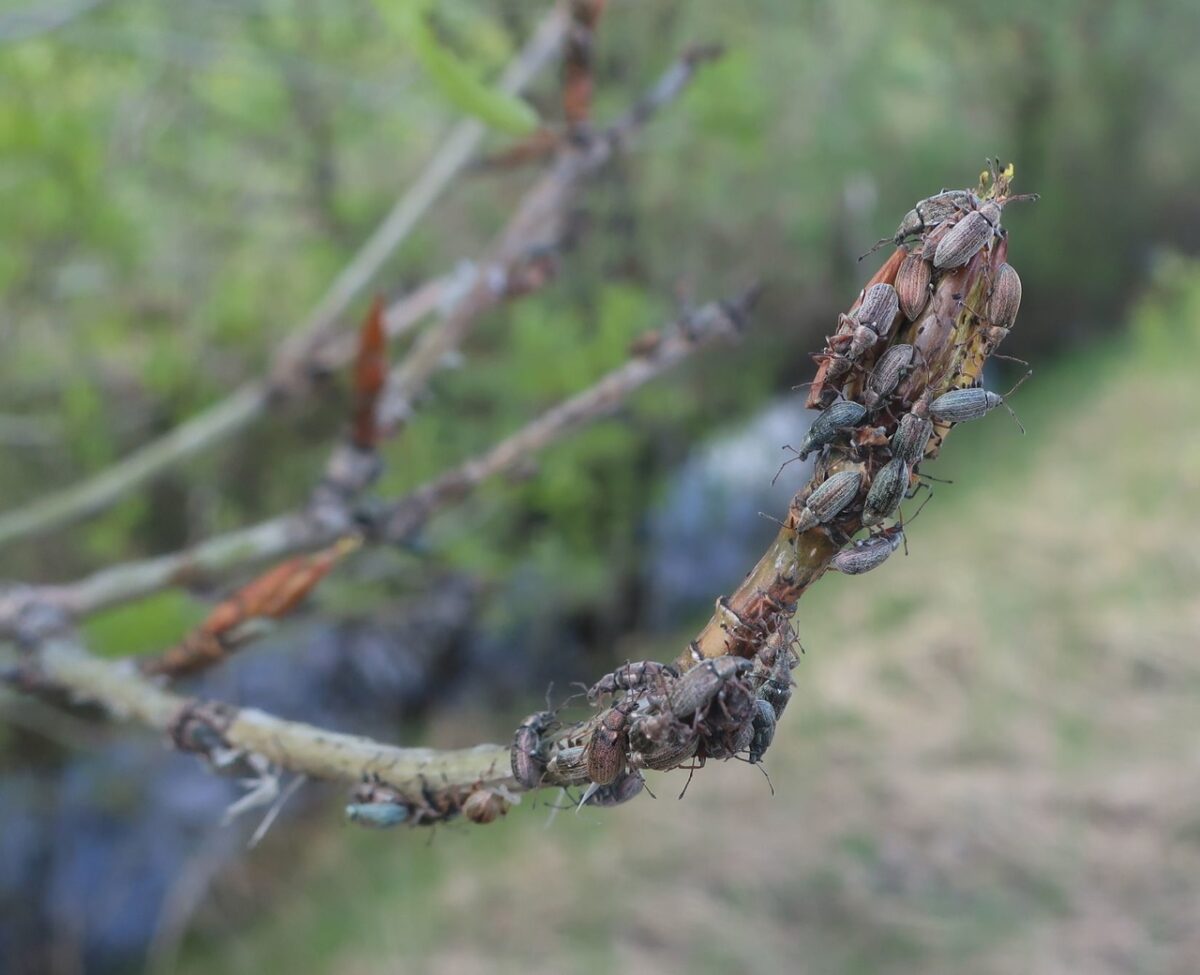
[0,7,568,551]
[0,0,109,45]
[0,286,747,633]
[8,633,516,799]
[377,289,755,542]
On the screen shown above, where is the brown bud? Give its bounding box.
[986,262,1022,327]
[463,788,511,825]
[895,253,932,321]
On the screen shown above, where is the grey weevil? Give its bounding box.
[582,769,646,807]
[587,660,677,704]
[791,470,862,532]
[511,709,557,789]
[860,189,976,259]
[796,400,869,460]
[862,456,910,527]
[890,412,934,465]
[932,193,1038,270]
[668,657,754,720]
[925,371,1030,433]
[844,283,901,359]
[545,744,591,786]
[748,698,777,764]
[830,527,905,575]
[863,344,920,411]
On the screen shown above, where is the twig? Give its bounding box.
[0,286,747,633]
[377,289,755,542]
[0,9,568,550]
[5,169,1035,830]
[12,634,516,795]
[0,44,723,633]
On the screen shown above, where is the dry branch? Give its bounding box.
[4,166,1035,832]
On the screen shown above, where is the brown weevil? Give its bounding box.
[862,456,910,527]
[586,698,637,785]
[511,710,557,789]
[790,470,862,532]
[895,253,933,321]
[986,262,1022,327]
[796,400,869,460]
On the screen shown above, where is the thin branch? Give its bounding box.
[0,0,109,45]
[0,8,568,551]
[377,289,755,542]
[0,286,748,632]
[11,634,516,798]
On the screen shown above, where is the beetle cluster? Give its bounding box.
[442,166,1036,828]
[344,772,521,829]
[802,162,1034,576]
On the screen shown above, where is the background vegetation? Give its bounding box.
[1,0,1198,972]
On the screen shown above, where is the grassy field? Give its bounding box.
[177,264,1200,975]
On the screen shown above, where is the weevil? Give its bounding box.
[841,283,901,359]
[823,283,902,381]
[890,412,934,465]
[796,400,869,460]
[862,456,910,526]
[754,627,799,721]
[931,194,1037,270]
[895,253,933,321]
[668,657,754,720]
[830,527,905,575]
[860,189,976,259]
[582,769,646,807]
[986,262,1022,327]
[345,801,409,828]
[925,371,1030,432]
[863,344,920,411]
[790,470,862,532]
[510,709,558,789]
[587,660,677,704]
[545,744,591,786]
[748,698,778,764]
[628,717,700,771]
[586,698,638,785]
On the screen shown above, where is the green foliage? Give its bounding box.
[396,3,538,136]
[80,590,206,658]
